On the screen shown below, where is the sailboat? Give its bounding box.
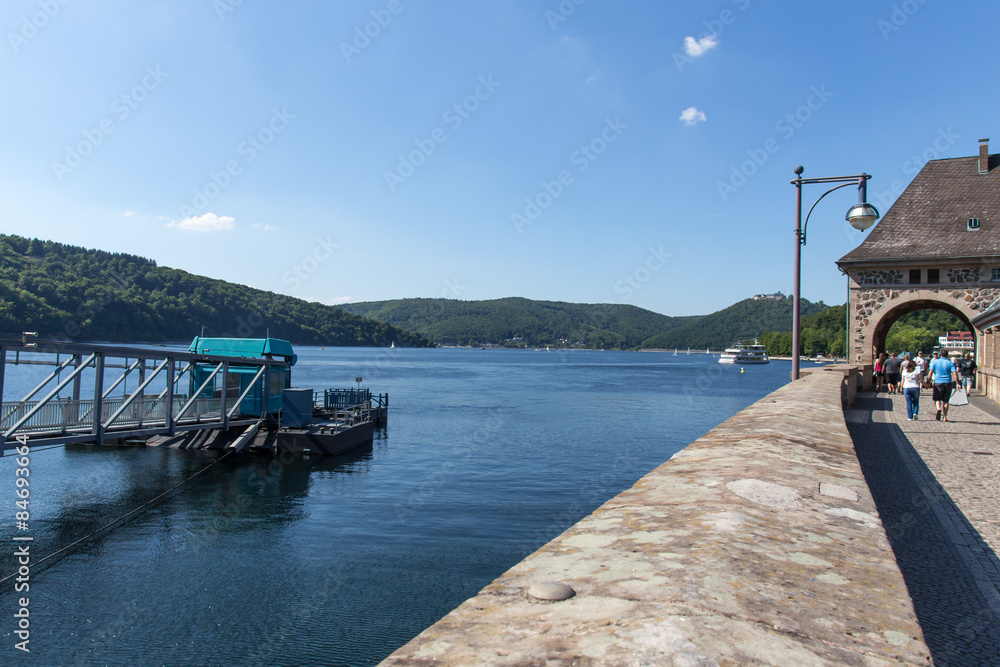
[390,341,395,349]
[672,348,677,356]
[686,348,691,355]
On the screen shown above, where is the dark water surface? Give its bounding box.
[1,347,803,665]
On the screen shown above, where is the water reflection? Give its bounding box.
[0,441,378,585]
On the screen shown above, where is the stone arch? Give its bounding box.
[870,298,975,357]
[851,286,1000,366]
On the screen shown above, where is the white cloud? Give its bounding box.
[251,222,277,232]
[168,212,236,232]
[679,106,707,126]
[123,209,135,217]
[683,34,718,58]
[586,69,600,85]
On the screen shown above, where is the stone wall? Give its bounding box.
[380,371,930,666]
[855,269,903,285]
[947,267,983,283]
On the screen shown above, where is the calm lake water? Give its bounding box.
[1,347,806,665]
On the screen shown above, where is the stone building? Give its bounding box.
[837,138,1000,398]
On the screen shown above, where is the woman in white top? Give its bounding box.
[901,360,922,420]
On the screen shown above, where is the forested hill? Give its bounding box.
[638,297,828,351]
[338,297,696,349]
[337,296,829,350]
[0,235,433,347]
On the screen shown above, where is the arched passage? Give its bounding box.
[870,299,975,358]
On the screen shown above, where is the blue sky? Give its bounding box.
[1,1,996,317]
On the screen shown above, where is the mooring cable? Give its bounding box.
[0,449,235,586]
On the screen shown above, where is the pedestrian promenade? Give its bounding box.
[847,388,1000,665]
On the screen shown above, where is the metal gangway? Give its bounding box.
[1,335,291,452]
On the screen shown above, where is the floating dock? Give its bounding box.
[147,386,388,455]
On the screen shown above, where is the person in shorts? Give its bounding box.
[884,352,903,394]
[958,352,977,393]
[927,351,960,422]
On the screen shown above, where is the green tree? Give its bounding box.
[886,324,937,353]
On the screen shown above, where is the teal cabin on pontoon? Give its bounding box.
[187,337,297,417]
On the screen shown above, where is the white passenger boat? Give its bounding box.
[718,340,769,364]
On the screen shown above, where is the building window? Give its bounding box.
[927,269,940,284]
[909,269,921,284]
[992,268,1000,282]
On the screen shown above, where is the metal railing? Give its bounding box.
[1,396,227,435]
[322,388,371,409]
[313,389,388,428]
[319,389,388,410]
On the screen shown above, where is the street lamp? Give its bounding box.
[791,166,879,380]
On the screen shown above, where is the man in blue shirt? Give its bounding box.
[927,351,960,422]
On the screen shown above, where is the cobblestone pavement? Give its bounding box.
[847,389,1000,666]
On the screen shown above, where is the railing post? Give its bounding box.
[263,362,271,416]
[221,362,229,430]
[138,357,146,427]
[71,354,82,425]
[93,353,105,445]
[166,358,176,436]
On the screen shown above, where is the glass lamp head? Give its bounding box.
[845,203,880,231]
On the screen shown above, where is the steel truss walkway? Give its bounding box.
[1,336,290,452]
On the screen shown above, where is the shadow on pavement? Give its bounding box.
[848,394,1000,666]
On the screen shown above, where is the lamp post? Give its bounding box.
[791,166,880,381]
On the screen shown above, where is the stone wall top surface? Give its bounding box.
[380,372,930,666]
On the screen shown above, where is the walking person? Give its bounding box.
[915,351,928,376]
[884,352,903,394]
[901,359,922,420]
[927,351,961,422]
[874,352,887,392]
[958,351,977,394]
